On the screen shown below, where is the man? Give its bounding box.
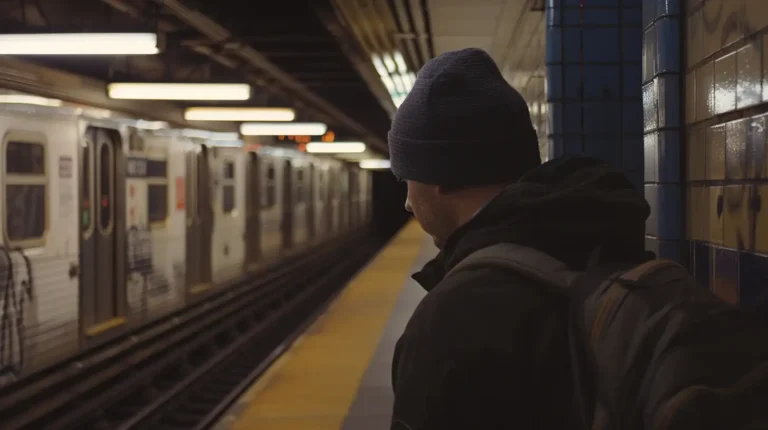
[388,48,651,429]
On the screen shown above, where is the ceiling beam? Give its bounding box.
[152,0,389,153]
[98,0,388,154]
[313,0,396,119]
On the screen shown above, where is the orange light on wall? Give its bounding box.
[298,143,307,152]
[321,131,335,142]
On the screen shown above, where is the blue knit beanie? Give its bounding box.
[388,48,541,186]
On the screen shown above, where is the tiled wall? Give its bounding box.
[684,0,768,307]
[642,0,683,262]
[545,0,644,189]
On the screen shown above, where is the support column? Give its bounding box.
[545,0,645,190]
[641,0,683,262]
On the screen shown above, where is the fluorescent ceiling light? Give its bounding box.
[381,75,395,93]
[392,74,405,93]
[107,83,251,101]
[359,159,391,169]
[382,53,396,73]
[0,94,63,106]
[0,33,160,55]
[408,72,416,85]
[400,73,414,91]
[184,107,295,121]
[306,142,366,154]
[371,54,389,78]
[240,122,327,136]
[393,51,408,73]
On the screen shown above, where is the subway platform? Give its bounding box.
[212,219,435,430]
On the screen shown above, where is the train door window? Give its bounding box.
[4,136,47,247]
[147,158,169,224]
[82,138,94,237]
[328,169,336,200]
[262,162,276,209]
[98,141,114,232]
[295,168,304,203]
[222,160,236,214]
[340,171,349,195]
[317,171,324,200]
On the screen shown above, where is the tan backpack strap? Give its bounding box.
[589,259,683,351]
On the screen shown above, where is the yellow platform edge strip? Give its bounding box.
[226,220,426,430]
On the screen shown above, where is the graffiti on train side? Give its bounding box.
[126,225,179,313]
[0,247,34,383]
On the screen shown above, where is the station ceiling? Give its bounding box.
[0,0,545,155]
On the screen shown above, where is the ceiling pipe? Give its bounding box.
[389,0,423,71]
[99,0,388,153]
[315,0,397,119]
[154,0,387,152]
[408,0,432,64]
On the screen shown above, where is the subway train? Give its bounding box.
[0,100,372,387]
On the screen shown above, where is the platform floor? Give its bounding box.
[213,220,435,430]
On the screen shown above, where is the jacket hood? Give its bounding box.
[413,155,652,291]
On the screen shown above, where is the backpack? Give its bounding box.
[446,243,768,430]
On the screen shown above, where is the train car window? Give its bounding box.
[327,169,335,200]
[99,143,113,231]
[295,168,304,204]
[222,186,235,213]
[5,139,47,247]
[262,162,276,209]
[317,171,324,200]
[148,185,167,222]
[81,141,93,235]
[222,161,236,214]
[340,170,349,194]
[146,159,168,224]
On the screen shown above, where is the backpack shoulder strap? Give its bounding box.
[445,243,580,291]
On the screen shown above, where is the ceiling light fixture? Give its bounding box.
[0,94,63,106]
[359,159,391,169]
[107,83,251,101]
[184,107,296,121]
[0,33,160,55]
[240,122,327,136]
[305,141,366,154]
[371,50,415,109]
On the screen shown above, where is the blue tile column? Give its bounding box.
[641,0,683,263]
[545,0,644,190]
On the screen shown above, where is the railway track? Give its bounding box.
[0,232,381,430]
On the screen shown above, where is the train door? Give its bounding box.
[281,159,294,249]
[80,126,125,333]
[244,152,261,266]
[324,169,333,232]
[185,145,213,289]
[349,170,359,228]
[307,163,316,240]
[339,169,349,231]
